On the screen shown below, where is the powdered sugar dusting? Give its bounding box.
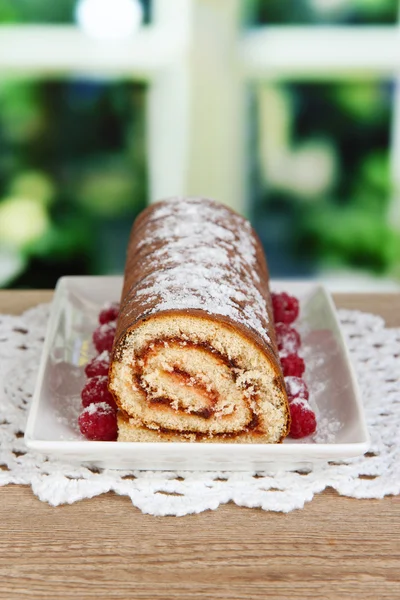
[278,333,300,356]
[124,198,271,342]
[302,345,342,444]
[285,376,308,398]
[313,416,342,443]
[82,401,114,416]
[98,323,116,334]
[291,397,310,410]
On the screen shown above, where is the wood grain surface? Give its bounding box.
[0,290,399,600]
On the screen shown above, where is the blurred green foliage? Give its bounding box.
[301,205,400,273]
[0,0,399,287]
[252,0,397,25]
[251,0,399,283]
[253,76,399,278]
[0,0,75,24]
[0,79,147,287]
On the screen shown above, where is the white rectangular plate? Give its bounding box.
[25,276,370,471]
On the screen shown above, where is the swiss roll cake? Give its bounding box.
[109,197,290,443]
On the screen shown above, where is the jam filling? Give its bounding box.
[130,337,262,435]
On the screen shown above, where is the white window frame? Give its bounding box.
[0,0,399,220]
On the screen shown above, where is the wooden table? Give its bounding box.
[0,291,399,600]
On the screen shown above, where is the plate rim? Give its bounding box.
[24,276,370,462]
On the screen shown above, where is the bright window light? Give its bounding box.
[75,0,143,41]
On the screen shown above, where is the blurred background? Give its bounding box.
[0,0,399,290]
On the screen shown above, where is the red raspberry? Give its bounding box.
[93,322,116,353]
[78,402,118,441]
[272,292,299,324]
[99,302,120,325]
[280,354,305,377]
[289,400,316,439]
[85,351,110,378]
[81,375,117,410]
[275,323,301,354]
[285,376,309,402]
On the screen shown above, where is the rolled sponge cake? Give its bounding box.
[109,197,290,443]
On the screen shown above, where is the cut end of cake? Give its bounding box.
[109,312,289,444]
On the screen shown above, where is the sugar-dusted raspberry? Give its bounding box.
[275,323,301,354]
[272,292,299,324]
[85,350,111,378]
[99,302,120,325]
[289,400,316,439]
[81,375,117,410]
[285,376,309,402]
[78,402,118,441]
[93,322,116,354]
[280,354,305,377]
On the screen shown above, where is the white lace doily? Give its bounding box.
[0,304,399,516]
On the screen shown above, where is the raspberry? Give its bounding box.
[280,354,305,377]
[275,323,301,354]
[285,376,309,402]
[289,400,316,439]
[85,351,111,378]
[81,375,117,410]
[78,402,118,441]
[272,292,299,324]
[93,322,116,353]
[99,302,120,325]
